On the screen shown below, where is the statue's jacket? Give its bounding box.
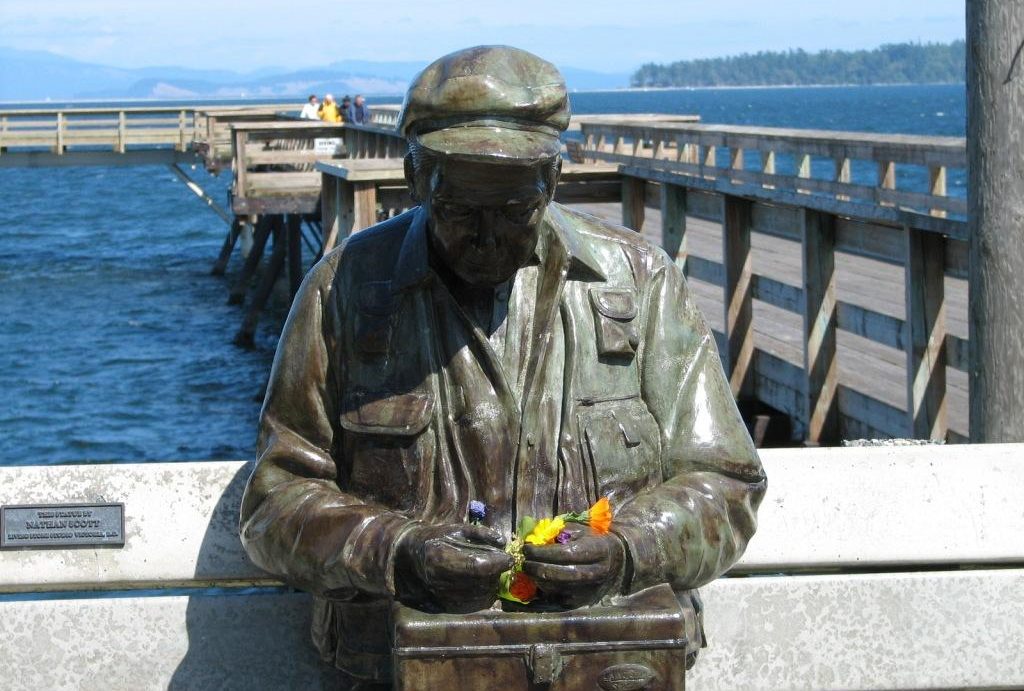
[240,202,767,678]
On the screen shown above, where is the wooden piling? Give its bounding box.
[967,0,1024,442]
[801,208,839,443]
[723,194,754,399]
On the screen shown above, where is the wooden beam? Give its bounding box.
[320,172,342,253]
[966,0,1024,442]
[905,225,947,441]
[660,183,688,275]
[212,217,243,276]
[228,216,272,305]
[723,194,754,399]
[353,181,378,231]
[236,217,287,348]
[621,176,646,231]
[287,214,303,298]
[801,208,839,443]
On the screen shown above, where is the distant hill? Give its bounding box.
[0,47,629,101]
[632,41,966,88]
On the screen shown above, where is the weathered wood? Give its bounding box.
[723,194,754,398]
[578,121,966,168]
[621,177,646,230]
[287,214,303,298]
[905,226,947,440]
[620,164,965,240]
[836,302,907,351]
[228,216,272,305]
[320,173,342,254]
[353,181,378,231]
[212,216,243,276]
[660,183,688,274]
[802,209,839,443]
[965,1,1024,441]
[236,216,287,348]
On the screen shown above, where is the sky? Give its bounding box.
[0,0,966,73]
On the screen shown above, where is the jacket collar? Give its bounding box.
[391,203,606,293]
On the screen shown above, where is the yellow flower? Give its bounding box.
[524,516,566,545]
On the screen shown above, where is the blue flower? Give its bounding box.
[468,500,486,523]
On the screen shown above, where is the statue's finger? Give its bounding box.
[522,536,605,565]
[459,524,507,548]
[521,559,608,584]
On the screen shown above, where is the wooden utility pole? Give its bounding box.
[967,0,1024,441]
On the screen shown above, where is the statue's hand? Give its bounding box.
[395,523,513,613]
[522,524,625,609]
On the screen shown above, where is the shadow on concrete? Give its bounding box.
[169,462,348,690]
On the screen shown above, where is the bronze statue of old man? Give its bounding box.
[240,45,766,686]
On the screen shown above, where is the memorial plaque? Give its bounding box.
[1,503,125,549]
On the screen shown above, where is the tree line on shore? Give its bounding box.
[631,41,965,88]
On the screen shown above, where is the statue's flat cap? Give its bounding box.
[398,45,569,162]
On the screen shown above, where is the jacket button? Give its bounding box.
[526,434,536,447]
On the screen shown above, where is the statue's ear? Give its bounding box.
[404,154,421,203]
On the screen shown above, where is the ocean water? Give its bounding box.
[0,84,966,465]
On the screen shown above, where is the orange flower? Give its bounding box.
[588,497,612,535]
[508,572,537,602]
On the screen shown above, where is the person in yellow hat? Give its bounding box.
[318,93,342,123]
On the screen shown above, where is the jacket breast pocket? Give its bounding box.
[338,390,434,510]
[355,281,394,356]
[578,396,661,507]
[590,287,639,359]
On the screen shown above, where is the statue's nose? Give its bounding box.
[473,210,499,250]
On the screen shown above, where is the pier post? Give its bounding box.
[801,209,839,443]
[723,194,754,399]
[660,183,688,275]
[967,0,1024,441]
[621,176,646,231]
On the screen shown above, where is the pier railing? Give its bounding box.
[211,112,971,443]
[578,121,967,442]
[0,106,209,166]
[229,121,353,214]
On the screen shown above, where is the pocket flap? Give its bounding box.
[590,287,637,320]
[339,391,434,436]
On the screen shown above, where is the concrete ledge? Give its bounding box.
[3,444,1022,591]
[0,461,269,592]
[738,442,1024,571]
[0,592,339,691]
[693,568,1024,689]
[2,569,1021,690]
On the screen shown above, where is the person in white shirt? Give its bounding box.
[299,94,320,120]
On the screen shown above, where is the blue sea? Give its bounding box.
[0,85,966,465]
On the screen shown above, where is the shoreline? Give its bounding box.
[0,82,966,108]
[575,81,965,94]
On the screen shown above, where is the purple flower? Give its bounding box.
[468,500,486,523]
[555,530,572,545]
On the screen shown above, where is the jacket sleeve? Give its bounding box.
[239,255,416,599]
[612,252,767,593]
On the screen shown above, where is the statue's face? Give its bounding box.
[421,156,555,286]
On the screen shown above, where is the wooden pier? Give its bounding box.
[0,102,971,443]
[306,118,967,443]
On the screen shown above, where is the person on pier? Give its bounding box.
[300,94,320,120]
[319,93,342,123]
[346,93,371,124]
[240,45,765,687]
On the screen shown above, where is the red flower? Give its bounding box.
[508,572,537,603]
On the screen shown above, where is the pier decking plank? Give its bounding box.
[573,201,968,439]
